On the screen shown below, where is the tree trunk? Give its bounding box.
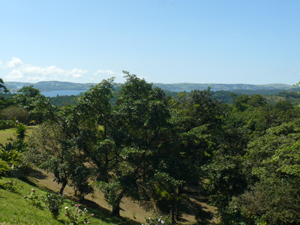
[171,204,175,224]
[59,180,68,195]
[176,200,180,221]
[112,204,120,217]
[176,185,184,221]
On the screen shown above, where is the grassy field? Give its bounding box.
[0,126,37,145]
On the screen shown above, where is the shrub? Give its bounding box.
[41,192,65,219]
[2,179,22,193]
[144,214,172,225]
[25,188,43,209]
[64,204,93,225]
[0,106,29,124]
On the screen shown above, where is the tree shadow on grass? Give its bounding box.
[67,196,140,225]
[68,198,128,225]
[19,176,40,188]
[25,167,48,180]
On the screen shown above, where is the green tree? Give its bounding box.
[25,108,91,196]
[76,78,114,136]
[0,123,27,177]
[0,106,29,123]
[93,72,171,216]
[228,119,300,224]
[0,78,9,94]
[13,85,54,124]
[0,78,10,114]
[17,85,40,97]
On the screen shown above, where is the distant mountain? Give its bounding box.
[5,81,294,92]
[5,81,94,92]
[153,83,293,91]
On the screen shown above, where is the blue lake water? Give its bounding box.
[41,90,87,97]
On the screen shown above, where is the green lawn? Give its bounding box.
[0,126,36,145]
[0,177,139,225]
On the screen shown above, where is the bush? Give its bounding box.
[0,106,29,123]
[144,214,172,225]
[2,179,22,193]
[25,188,43,209]
[41,192,65,219]
[64,204,94,225]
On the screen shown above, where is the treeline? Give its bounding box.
[45,88,300,106]
[1,75,300,224]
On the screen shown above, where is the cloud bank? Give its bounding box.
[7,57,23,68]
[94,69,115,75]
[1,57,124,83]
[2,57,88,82]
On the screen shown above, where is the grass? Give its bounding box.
[0,177,140,225]
[0,126,36,145]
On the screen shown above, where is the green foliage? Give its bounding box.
[26,121,88,195]
[41,192,65,219]
[0,143,23,170]
[230,177,300,225]
[225,120,300,224]
[94,181,123,212]
[144,214,172,225]
[25,188,43,209]
[49,95,79,107]
[0,158,10,175]
[0,78,9,94]
[70,164,94,199]
[0,117,17,130]
[0,105,29,123]
[64,204,93,225]
[1,178,22,192]
[0,124,27,172]
[154,172,185,217]
[18,85,40,97]
[10,73,300,224]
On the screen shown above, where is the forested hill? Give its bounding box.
[5,81,94,92]
[5,80,294,92]
[153,83,293,91]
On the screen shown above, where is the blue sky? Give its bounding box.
[0,0,299,85]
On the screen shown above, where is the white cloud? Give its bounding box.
[94,69,115,75]
[138,76,149,79]
[66,68,88,78]
[4,57,89,82]
[7,57,23,68]
[22,65,65,76]
[0,60,2,67]
[6,69,24,80]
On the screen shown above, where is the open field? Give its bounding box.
[0,126,37,145]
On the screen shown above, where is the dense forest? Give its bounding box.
[1,74,300,224]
